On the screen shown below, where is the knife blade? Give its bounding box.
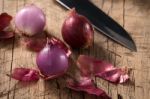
[56,0,137,51]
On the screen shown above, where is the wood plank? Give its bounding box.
[124,0,150,99]
[0,0,150,99]
[106,1,124,98]
[92,0,113,98]
[0,0,16,99]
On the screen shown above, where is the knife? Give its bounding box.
[56,0,137,51]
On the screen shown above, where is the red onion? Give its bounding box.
[15,4,46,36]
[36,39,69,80]
[61,9,94,48]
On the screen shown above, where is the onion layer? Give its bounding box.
[9,68,39,82]
[67,77,111,99]
[21,33,47,52]
[77,55,129,84]
[0,13,14,40]
[15,4,46,36]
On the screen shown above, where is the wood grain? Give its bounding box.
[0,0,150,99]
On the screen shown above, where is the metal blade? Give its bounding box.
[56,0,137,51]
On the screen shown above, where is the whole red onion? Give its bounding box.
[61,9,94,48]
[36,39,69,79]
[15,4,46,36]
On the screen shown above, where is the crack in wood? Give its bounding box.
[6,0,18,98]
[2,0,4,12]
[123,0,125,28]
[117,94,123,99]
[0,82,20,98]
[6,29,15,99]
[12,84,16,99]
[56,79,61,99]
[101,0,104,9]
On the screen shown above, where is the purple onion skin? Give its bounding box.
[36,43,69,79]
[15,4,46,36]
[62,9,94,49]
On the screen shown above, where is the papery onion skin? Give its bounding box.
[77,55,129,84]
[50,37,72,57]
[21,33,47,52]
[0,13,14,40]
[0,13,12,31]
[15,4,46,36]
[62,9,94,49]
[67,78,111,99]
[9,68,39,82]
[0,31,14,40]
[36,41,69,79]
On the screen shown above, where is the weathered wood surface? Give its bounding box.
[0,0,150,99]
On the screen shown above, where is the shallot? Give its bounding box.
[15,4,46,36]
[36,38,69,80]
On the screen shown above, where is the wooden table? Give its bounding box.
[0,0,150,99]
